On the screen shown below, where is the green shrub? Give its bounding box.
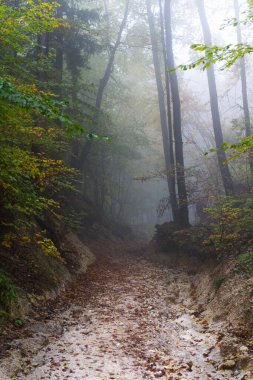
[0,270,16,320]
[236,251,253,275]
[14,317,24,327]
[204,196,253,256]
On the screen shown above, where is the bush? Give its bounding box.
[236,252,253,275]
[154,222,181,252]
[153,196,253,259]
[0,270,16,321]
[203,196,253,256]
[153,222,210,255]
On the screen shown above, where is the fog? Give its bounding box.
[72,0,251,237]
[1,2,253,375]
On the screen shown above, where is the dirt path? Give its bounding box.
[0,249,248,379]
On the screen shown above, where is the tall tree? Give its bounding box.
[164,0,189,226]
[234,0,253,177]
[158,0,178,224]
[196,0,234,196]
[146,0,185,225]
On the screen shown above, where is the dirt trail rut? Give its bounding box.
[1,249,248,379]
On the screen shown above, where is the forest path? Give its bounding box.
[8,247,244,379]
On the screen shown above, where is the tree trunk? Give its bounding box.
[196,0,234,196]
[164,0,190,226]
[234,0,253,177]
[146,0,182,225]
[158,0,178,223]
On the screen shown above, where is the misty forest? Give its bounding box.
[0,0,253,378]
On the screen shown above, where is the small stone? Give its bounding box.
[236,355,253,370]
[186,361,193,371]
[219,336,238,357]
[246,278,253,286]
[239,346,249,353]
[218,359,236,370]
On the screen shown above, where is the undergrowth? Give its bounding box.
[0,269,16,322]
[236,251,253,275]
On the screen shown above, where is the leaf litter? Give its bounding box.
[0,246,249,379]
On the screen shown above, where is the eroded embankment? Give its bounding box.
[0,244,252,379]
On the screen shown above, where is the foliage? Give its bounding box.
[0,270,16,319]
[0,0,84,256]
[171,1,253,158]
[0,0,110,260]
[176,43,253,72]
[236,251,253,275]
[154,196,253,261]
[36,236,61,258]
[174,2,253,72]
[0,79,84,135]
[221,6,253,28]
[13,317,24,327]
[204,138,253,160]
[0,0,63,52]
[0,85,78,203]
[0,141,78,250]
[153,220,207,255]
[203,197,253,256]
